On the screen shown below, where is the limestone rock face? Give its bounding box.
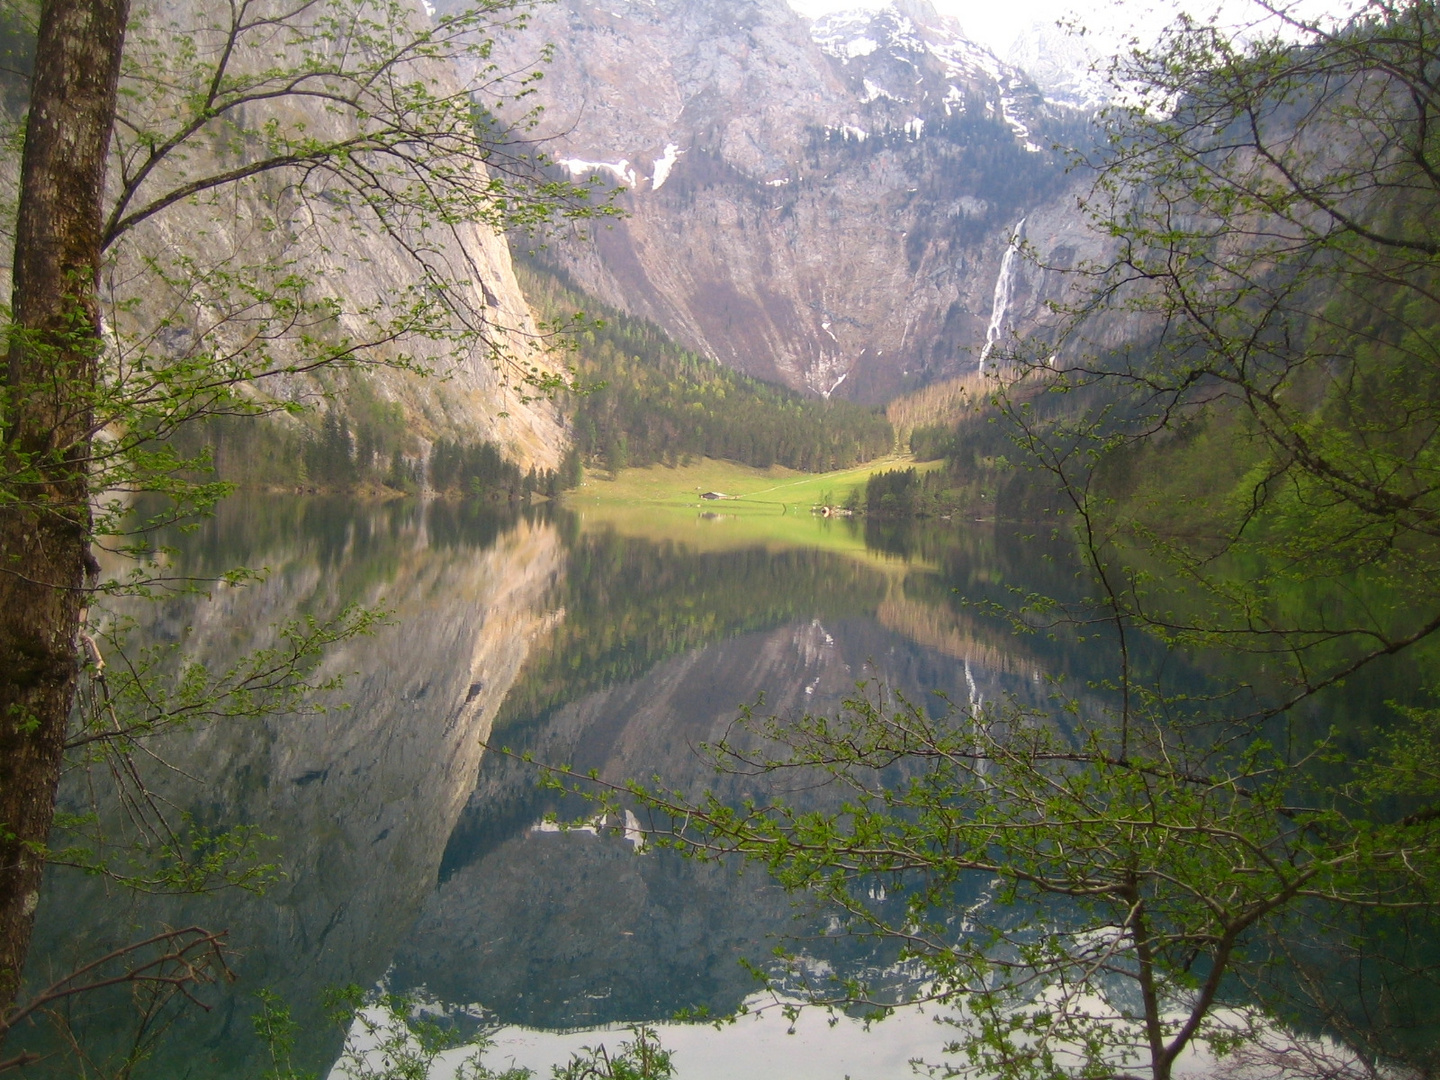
[1005,19,1113,111]
[0,0,569,471]
[123,162,567,469]
[481,0,1109,402]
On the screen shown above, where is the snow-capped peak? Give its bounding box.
[811,7,925,63]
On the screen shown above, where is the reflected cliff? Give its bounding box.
[22,498,566,1077]
[395,614,1017,1031]
[390,520,1091,1031]
[19,499,1120,1077]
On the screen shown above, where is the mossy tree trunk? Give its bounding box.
[0,0,127,1012]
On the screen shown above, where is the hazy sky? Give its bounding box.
[784,0,1360,59]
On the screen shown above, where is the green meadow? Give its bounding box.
[560,455,944,568]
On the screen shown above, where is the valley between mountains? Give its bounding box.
[481,0,1108,402]
[7,0,1440,1077]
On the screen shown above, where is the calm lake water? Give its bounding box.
[18,493,1419,1078]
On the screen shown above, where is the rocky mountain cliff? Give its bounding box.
[1004,19,1112,111]
[480,0,1111,402]
[0,0,569,474]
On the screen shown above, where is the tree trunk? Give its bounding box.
[0,0,127,1013]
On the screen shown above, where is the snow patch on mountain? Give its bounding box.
[813,16,883,62]
[998,95,1030,139]
[809,3,1069,156]
[811,10,881,58]
[650,143,681,190]
[1005,20,1112,110]
[862,77,899,102]
[559,157,638,188]
[813,8,926,63]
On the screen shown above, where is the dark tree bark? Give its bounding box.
[0,0,128,1012]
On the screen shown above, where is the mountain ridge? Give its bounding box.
[483,0,1109,402]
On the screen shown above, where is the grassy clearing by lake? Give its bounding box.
[561,456,944,566]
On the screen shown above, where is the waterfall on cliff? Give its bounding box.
[965,657,988,781]
[978,218,1026,374]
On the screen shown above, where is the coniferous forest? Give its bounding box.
[168,263,896,496]
[518,260,896,474]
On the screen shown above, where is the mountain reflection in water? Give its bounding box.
[19,495,1085,1078]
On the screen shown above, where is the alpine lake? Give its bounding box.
[18,459,1422,1079]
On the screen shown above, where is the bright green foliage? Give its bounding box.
[547,679,1439,1080]
[975,0,1440,1070]
[551,1028,675,1080]
[3,0,615,545]
[0,0,608,794]
[980,0,1440,720]
[253,986,533,1080]
[0,0,608,1057]
[1028,0,1440,646]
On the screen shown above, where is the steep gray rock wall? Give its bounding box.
[0,0,568,471]
[481,0,1110,402]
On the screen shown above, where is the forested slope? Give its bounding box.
[518,261,895,473]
